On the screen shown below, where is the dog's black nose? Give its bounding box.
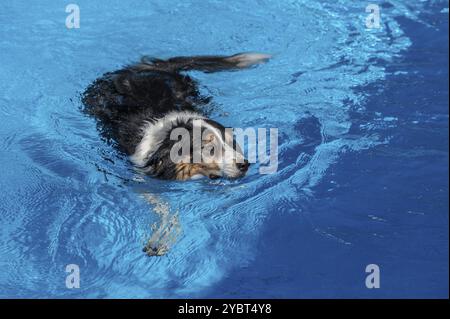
[237,160,250,172]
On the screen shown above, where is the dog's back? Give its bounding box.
[82,68,202,154]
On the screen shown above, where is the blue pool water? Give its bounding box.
[0,1,448,298]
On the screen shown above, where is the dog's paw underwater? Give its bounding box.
[82,52,271,181]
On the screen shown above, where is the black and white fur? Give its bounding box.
[82,53,271,180]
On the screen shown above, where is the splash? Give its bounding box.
[142,193,182,257]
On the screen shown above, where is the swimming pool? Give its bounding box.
[0,0,448,298]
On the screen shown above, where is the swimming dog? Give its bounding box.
[82,53,271,180]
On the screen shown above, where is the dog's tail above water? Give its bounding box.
[133,52,272,73]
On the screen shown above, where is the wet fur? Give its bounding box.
[82,53,270,179]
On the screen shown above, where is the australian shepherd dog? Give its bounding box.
[82,53,271,181]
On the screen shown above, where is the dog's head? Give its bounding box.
[130,112,249,180]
